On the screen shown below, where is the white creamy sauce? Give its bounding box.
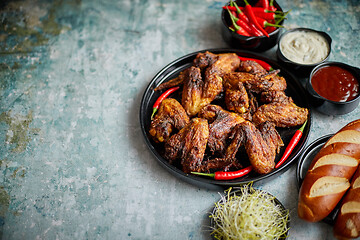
[280,30,330,65]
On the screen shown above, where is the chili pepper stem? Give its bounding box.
[191,172,215,178]
[298,119,308,132]
[151,108,157,120]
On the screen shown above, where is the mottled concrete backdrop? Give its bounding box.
[0,0,359,239]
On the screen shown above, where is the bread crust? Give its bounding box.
[298,119,360,224]
[334,167,360,239]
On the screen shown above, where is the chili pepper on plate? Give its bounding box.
[191,166,253,180]
[151,86,179,120]
[275,120,308,168]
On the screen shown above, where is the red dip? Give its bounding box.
[311,65,359,102]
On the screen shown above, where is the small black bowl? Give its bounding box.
[221,0,284,52]
[277,28,332,75]
[306,62,360,115]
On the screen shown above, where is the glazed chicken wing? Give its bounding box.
[149,98,190,143]
[164,118,209,173]
[252,101,309,128]
[198,105,245,155]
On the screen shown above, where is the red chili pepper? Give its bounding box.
[264,17,285,33]
[151,86,179,120]
[191,166,253,180]
[228,7,262,37]
[238,56,273,71]
[231,2,250,24]
[243,0,269,37]
[255,16,284,29]
[252,11,284,21]
[268,0,277,11]
[275,120,308,168]
[259,0,269,9]
[227,8,251,37]
[233,2,264,36]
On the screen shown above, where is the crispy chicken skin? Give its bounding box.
[182,52,240,116]
[224,70,287,94]
[198,105,245,155]
[149,98,190,143]
[224,77,250,114]
[227,121,281,174]
[258,121,284,155]
[260,90,293,104]
[200,157,243,173]
[164,118,209,173]
[238,60,268,76]
[252,101,309,128]
[192,51,219,70]
[181,66,204,116]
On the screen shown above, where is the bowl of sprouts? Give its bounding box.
[210,184,290,239]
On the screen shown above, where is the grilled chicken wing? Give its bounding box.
[192,51,219,70]
[226,121,282,174]
[164,118,209,173]
[260,90,293,104]
[224,70,286,94]
[238,60,268,76]
[252,101,309,128]
[224,76,250,114]
[182,52,240,116]
[198,105,245,155]
[149,98,190,143]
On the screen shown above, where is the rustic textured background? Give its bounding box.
[0,0,359,239]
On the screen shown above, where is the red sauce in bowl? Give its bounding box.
[311,65,359,102]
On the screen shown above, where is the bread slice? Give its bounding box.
[324,130,360,148]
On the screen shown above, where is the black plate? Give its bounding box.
[296,134,340,224]
[140,48,312,189]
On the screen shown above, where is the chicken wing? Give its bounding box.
[198,105,245,155]
[260,90,293,104]
[149,98,190,143]
[252,101,309,128]
[224,70,286,94]
[182,52,240,116]
[226,121,281,174]
[164,118,209,173]
[238,60,268,76]
[224,76,250,114]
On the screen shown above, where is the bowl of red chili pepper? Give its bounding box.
[221,0,286,52]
